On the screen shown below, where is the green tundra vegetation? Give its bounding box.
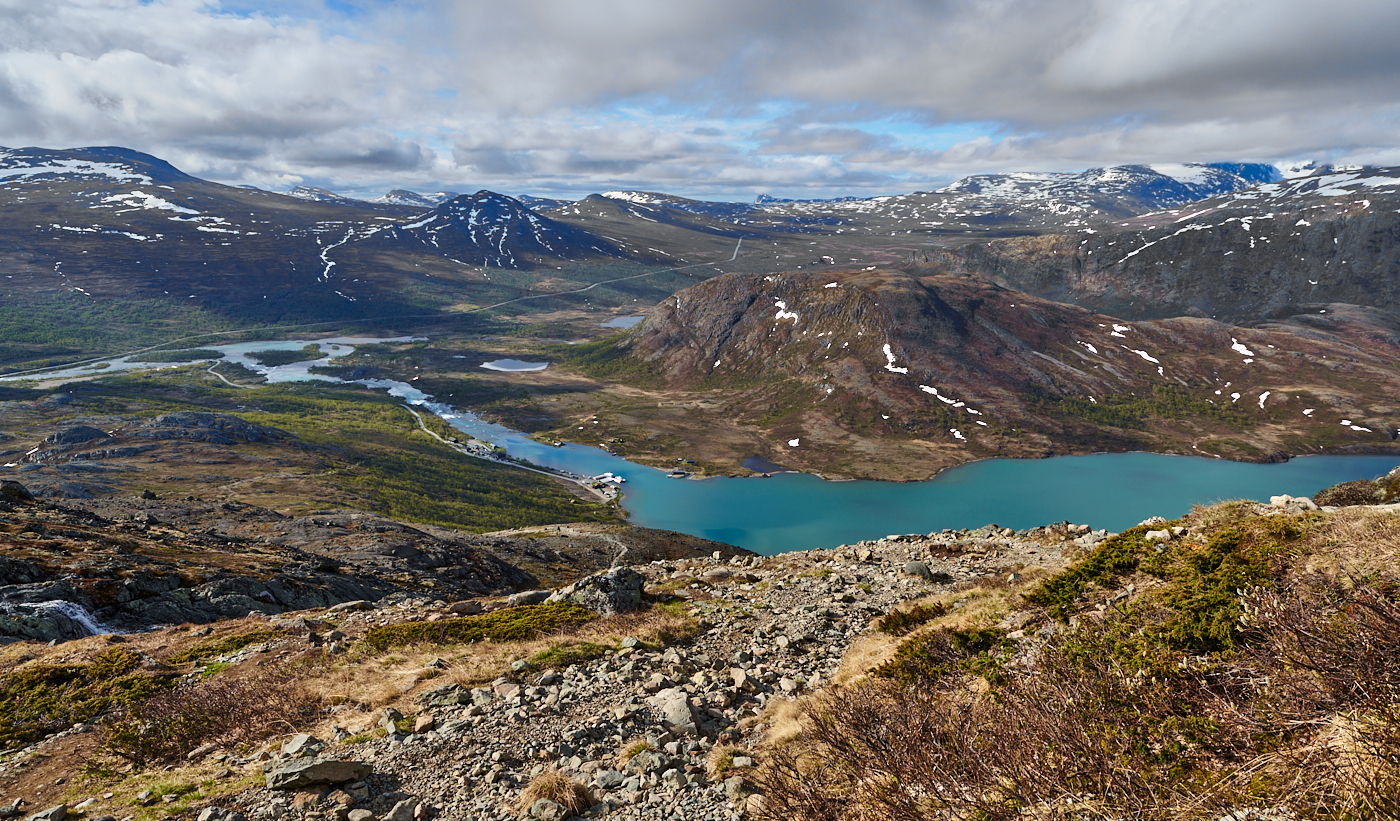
[55,369,621,532]
[0,647,170,747]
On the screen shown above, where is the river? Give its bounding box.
[11,337,1399,554]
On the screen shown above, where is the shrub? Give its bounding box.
[1024,525,1154,619]
[102,669,319,767]
[1314,478,1387,507]
[363,602,596,650]
[872,626,1009,687]
[0,648,171,747]
[875,602,948,637]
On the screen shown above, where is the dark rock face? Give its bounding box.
[132,412,289,445]
[0,480,32,505]
[45,426,110,446]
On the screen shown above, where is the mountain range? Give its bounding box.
[3,146,1400,474]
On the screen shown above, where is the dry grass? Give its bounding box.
[1295,505,1400,578]
[617,739,654,766]
[706,743,744,779]
[297,602,698,737]
[516,767,596,816]
[756,694,809,747]
[829,580,1025,689]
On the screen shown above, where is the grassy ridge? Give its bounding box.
[60,370,621,532]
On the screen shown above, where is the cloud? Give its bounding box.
[1,0,1399,198]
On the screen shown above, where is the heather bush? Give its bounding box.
[1314,478,1387,507]
[103,669,319,767]
[874,602,947,637]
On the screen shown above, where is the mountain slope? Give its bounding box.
[573,264,1400,478]
[932,167,1400,321]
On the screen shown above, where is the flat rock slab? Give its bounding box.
[265,758,370,790]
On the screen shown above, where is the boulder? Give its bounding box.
[281,734,324,758]
[0,481,32,504]
[448,600,483,616]
[45,426,110,446]
[546,567,645,615]
[25,807,66,821]
[382,799,418,821]
[901,561,934,581]
[624,750,673,775]
[264,758,370,790]
[647,687,698,735]
[507,590,550,607]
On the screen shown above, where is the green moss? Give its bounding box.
[363,602,597,651]
[529,641,612,669]
[166,630,285,665]
[0,648,173,747]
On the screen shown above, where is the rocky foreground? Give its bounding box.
[0,516,1097,821]
[7,481,1395,821]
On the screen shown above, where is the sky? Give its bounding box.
[2,0,1400,201]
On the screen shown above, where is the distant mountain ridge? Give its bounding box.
[936,162,1281,213]
[4,143,1399,348]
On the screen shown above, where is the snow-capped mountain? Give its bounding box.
[285,186,358,204]
[370,189,459,208]
[937,163,1279,211]
[362,190,638,268]
[938,165,1400,321]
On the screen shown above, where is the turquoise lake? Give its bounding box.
[12,337,1397,555]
